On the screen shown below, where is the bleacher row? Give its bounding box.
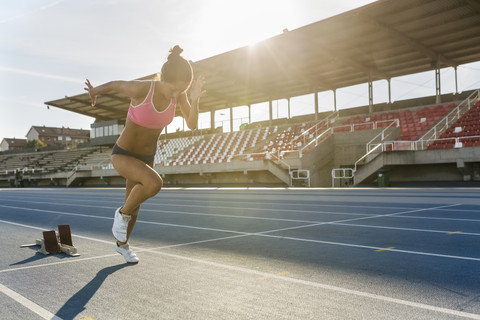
[0,148,101,174]
[152,101,474,165]
[428,100,480,149]
[1,101,479,175]
[338,103,456,141]
[167,126,278,165]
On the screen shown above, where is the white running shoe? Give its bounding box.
[112,207,131,242]
[115,242,139,264]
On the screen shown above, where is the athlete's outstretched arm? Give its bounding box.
[84,79,147,107]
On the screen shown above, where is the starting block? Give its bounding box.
[21,225,80,257]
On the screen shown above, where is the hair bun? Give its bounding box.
[168,45,183,60]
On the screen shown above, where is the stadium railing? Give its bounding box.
[331,89,480,187]
[379,89,480,151]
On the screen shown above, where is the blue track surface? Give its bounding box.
[0,187,479,319]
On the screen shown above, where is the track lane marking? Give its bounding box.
[375,247,396,252]
[0,283,62,320]
[0,198,374,218]
[2,201,477,237]
[6,197,475,224]
[447,231,463,235]
[142,250,480,320]
[0,194,424,211]
[332,223,480,236]
[1,202,479,274]
[1,220,480,319]
[10,192,480,214]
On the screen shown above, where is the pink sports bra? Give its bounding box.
[127,81,176,130]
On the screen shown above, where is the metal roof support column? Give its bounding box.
[454,66,458,95]
[248,104,251,124]
[333,89,337,112]
[368,74,373,113]
[210,110,215,130]
[269,100,273,126]
[314,91,319,121]
[387,79,392,104]
[435,67,441,104]
[230,106,234,132]
[287,98,291,119]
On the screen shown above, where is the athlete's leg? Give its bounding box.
[112,154,162,214]
[111,155,162,244]
[123,178,140,244]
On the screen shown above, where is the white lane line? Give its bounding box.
[0,199,369,223]
[4,196,480,224]
[396,215,480,223]
[1,198,475,228]
[0,219,248,274]
[0,198,373,218]
[0,283,62,320]
[20,192,480,214]
[334,222,480,236]
[0,204,460,238]
[1,202,479,265]
[145,251,480,320]
[12,198,478,231]
[249,204,463,236]
[257,233,480,262]
[0,194,422,211]
[0,205,251,235]
[0,219,114,245]
[1,220,480,319]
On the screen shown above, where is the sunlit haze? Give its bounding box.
[1,0,479,139]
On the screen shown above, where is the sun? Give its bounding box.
[196,0,300,50]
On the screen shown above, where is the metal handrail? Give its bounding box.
[381,134,480,151]
[287,111,338,155]
[354,143,382,173]
[366,119,400,152]
[331,90,480,187]
[418,89,480,149]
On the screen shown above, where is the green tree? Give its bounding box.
[25,139,46,149]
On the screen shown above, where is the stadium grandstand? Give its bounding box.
[1,0,480,188]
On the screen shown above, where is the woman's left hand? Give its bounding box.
[189,75,206,102]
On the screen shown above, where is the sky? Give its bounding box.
[1,0,480,139]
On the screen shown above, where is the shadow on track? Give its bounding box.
[55,263,134,320]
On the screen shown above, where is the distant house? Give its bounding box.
[0,138,27,151]
[26,126,89,148]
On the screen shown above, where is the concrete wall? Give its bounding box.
[389,163,463,182]
[354,148,480,186]
[300,136,335,187]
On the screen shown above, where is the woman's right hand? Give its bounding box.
[84,79,97,107]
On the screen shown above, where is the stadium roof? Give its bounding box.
[45,0,480,121]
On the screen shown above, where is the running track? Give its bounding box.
[0,187,479,319]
